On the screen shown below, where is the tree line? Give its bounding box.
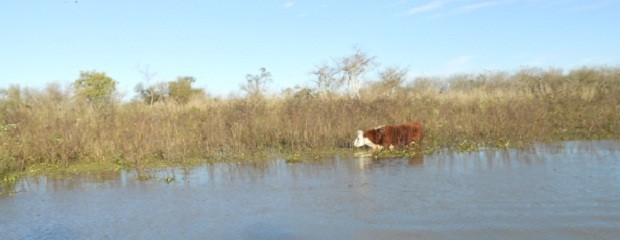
[56,48,408,105]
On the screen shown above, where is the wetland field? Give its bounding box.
[1,66,618,180]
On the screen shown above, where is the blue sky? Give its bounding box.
[1,0,619,97]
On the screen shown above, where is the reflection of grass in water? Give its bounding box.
[0,66,618,181]
[137,173,153,182]
[0,176,17,196]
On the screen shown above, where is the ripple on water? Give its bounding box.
[1,141,619,240]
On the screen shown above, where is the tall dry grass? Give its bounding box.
[1,66,619,179]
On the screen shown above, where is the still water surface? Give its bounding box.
[1,141,619,239]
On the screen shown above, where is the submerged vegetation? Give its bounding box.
[1,55,619,181]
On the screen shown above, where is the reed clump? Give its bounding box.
[1,66,619,180]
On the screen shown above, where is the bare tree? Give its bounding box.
[134,81,167,105]
[135,65,159,105]
[378,66,408,96]
[310,63,341,98]
[241,67,272,98]
[339,48,376,99]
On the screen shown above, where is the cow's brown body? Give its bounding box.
[355,122,424,149]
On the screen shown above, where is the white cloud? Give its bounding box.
[456,0,512,13]
[404,0,447,15]
[283,1,295,9]
[566,0,615,12]
[403,0,515,18]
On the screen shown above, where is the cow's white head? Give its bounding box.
[354,130,379,149]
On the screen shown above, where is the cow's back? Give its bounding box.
[406,122,424,143]
[392,122,423,147]
[360,122,423,149]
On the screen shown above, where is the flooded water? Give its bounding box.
[1,141,619,239]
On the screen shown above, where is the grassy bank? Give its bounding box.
[1,66,619,181]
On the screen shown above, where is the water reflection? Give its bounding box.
[1,141,619,240]
[354,155,424,170]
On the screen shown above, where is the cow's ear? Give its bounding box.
[357,130,363,137]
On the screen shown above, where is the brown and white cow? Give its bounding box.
[353,122,424,150]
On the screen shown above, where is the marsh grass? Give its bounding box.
[1,66,619,181]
